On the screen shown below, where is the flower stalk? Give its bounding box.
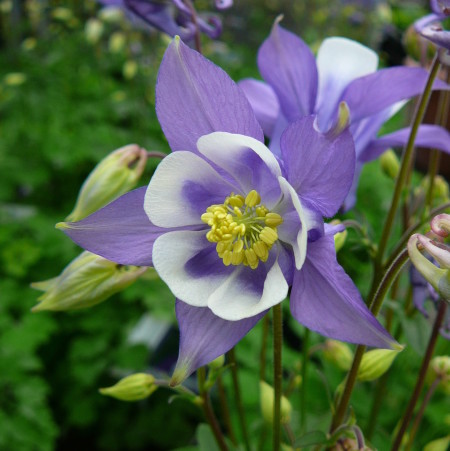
[391,301,448,451]
[272,303,283,451]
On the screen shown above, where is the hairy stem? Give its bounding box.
[391,301,447,450]
[227,348,250,451]
[198,367,228,451]
[273,304,283,451]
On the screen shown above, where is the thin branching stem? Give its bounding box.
[391,301,447,451]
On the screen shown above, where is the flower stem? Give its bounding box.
[300,327,310,433]
[260,315,270,381]
[273,303,283,451]
[227,348,251,451]
[330,249,409,432]
[376,54,441,271]
[404,376,442,451]
[217,375,237,446]
[391,301,447,451]
[197,367,228,451]
[366,371,390,440]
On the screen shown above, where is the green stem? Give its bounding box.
[273,304,283,451]
[300,328,310,433]
[391,301,447,451]
[405,376,442,451]
[217,375,237,446]
[366,371,390,440]
[227,348,251,451]
[197,368,228,451]
[376,54,441,271]
[330,249,409,432]
[260,315,270,381]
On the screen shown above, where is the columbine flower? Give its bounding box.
[58,37,396,384]
[98,0,226,41]
[415,0,450,62]
[239,20,450,210]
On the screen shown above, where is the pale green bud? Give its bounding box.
[99,373,157,401]
[85,18,104,45]
[3,72,27,86]
[123,60,138,80]
[51,7,73,22]
[208,355,225,370]
[109,31,126,54]
[21,38,37,51]
[357,347,403,382]
[31,251,147,311]
[421,176,450,203]
[330,220,347,253]
[423,435,450,451]
[380,149,400,180]
[408,234,450,301]
[67,144,147,221]
[98,7,124,24]
[260,381,292,425]
[429,356,450,395]
[323,339,353,371]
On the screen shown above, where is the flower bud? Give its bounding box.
[85,18,104,45]
[357,347,403,382]
[380,149,400,180]
[109,32,126,54]
[123,60,138,80]
[31,251,147,311]
[4,72,27,86]
[98,7,124,24]
[323,339,353,371]
[208,355,225,370]
[260,381,292,425]
[421,176,450,203]
[99,373,157,401]
[431,214,450,238]
[67,144,147,221]
[51,7,73,22]
[408,234,450,301]
[423,435,450,451]
[429,356,450,395]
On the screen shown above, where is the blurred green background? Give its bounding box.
[1,0,448,450]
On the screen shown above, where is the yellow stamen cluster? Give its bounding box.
[201,190,283,270]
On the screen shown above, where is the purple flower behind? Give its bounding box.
[58,37,398,384]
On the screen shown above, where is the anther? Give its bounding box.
[245,190,261,208]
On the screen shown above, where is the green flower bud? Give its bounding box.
[51,7,73,22]
[98,7,124,24]
[85,18,104,45]
[421,176,450,203]
[429,356,450,395]
[323,339,353,371]
[123,60,138,80]
[3,72,27,86]
[408,234,450,301]
[423,435,450,451]
[380,149,400,180]
[109,31,126,54]
[31,251,146,311]
[260,381,292,425]
[67,144,147,221]
[357,347,403,382]
[208,355,225,370]
[99,373,157,401]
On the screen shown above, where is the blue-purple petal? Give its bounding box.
[156,38,263,153]
[171,300,266,384]
[360,124,450,163]
[58,187,163,267]
[257,22,317,121]
[342,67,450,124]
[290,235,397,348]
[280,116,355,217]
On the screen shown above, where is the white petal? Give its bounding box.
[316,37,379,131]
[197,132,282,208]
[208,247,289,320]
[145,151,237,227]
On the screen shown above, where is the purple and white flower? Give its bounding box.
[59,38,397,384]
[239,21,450,210]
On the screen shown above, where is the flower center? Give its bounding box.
[201,190,283,270]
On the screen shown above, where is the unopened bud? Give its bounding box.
[98,6,124,24]
[99,373,157,401]
[421,175,450,203]
[380,149,400,180]
[51,7,73,22]
[67,144,147,221]
[408,234,450,300]
[423,435,450,451]
[323,339,353,371]
[123,60,138,80]
[260,381,292,425]
[4,72,27,86]
[429,356,450,395]
[109,32,126,54]
[31,251,146,311]
[208,355,225,370]
[357,347,403,382]
[85,18,104,44]
[431,214,450,238]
